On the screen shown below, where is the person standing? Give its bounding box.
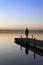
[25,28,29,38]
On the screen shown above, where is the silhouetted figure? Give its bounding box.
[25,28,29,38]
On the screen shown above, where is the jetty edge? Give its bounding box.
[15,38,43,50]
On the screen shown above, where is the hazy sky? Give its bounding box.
[0,0,43,30]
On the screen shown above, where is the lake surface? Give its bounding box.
[0,33,43,65]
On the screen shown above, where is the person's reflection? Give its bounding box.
[34,49,36,60]
[25,41,29,55]
[20,45,22,51]
[34,45,36,60]
[33,37,36,60]
[25,47,29,55]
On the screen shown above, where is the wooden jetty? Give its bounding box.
[15,38,43,50]
[15,38,43,56]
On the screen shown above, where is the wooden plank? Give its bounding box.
[15,38,43,50]
[15,38,43,56]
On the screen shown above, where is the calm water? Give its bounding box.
[0,33,43,65]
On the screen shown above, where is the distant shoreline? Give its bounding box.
[0,30,43,33]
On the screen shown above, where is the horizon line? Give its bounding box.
[0,29,43,30]
[0,29,43,33]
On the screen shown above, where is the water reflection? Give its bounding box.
[15,38,43,60]
[0,33,43,65]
